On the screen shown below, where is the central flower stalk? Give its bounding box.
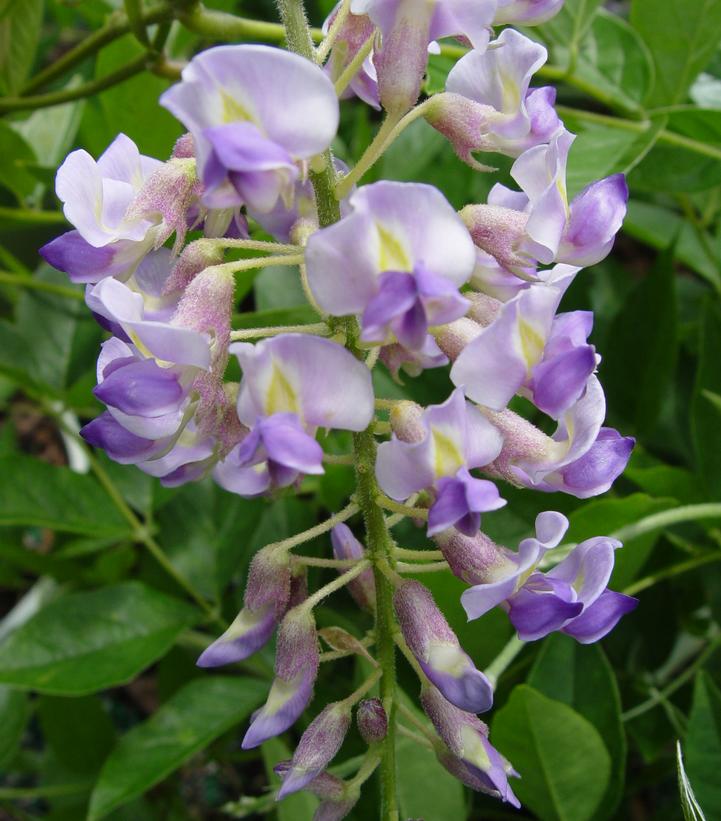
[275,3,400,817]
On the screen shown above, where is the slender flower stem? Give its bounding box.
[397,725,434,749]
[374,398,400,410]
[230,322,328,341]
[376,496,429,519]
[207,238,301,254]
[323,452,355,465]
[396,560,449,574]
[292,555,358,568]
[300,560,372,611]
[335,100,433,198]
[269,501,359,553]
[0,272,83,301]
[0,54,151,113]
[210,253,305,276]
[396,702,435,742]
[0,207,66,226]
[483,635,525,689]
[393,547,444,561]
[624,551,721,596]
[394,633,427,681]
[340,668,383,708]
[334,33,375,97]
[315,0,351,63]
[622,632,721,722]
[612,503,721,542]
[347,750,383,789]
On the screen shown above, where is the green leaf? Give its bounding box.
[88,676,267,820]
[685,672,721,817]
[0,685,30,767]
[0,121,37,201]
[0,455,132,538]
[528,634,626,820]
[678,740,708,821]
[262,736,318,821]
[602,245,677,432]
[535,0,604,65]
[567,493,676,588]
[0,582,197,695]
[573,10,654,111]
[623,200,721,292]
[630,0,721,106]
[491,685,611,821]
[562,118,663,196]
[38,694,115,775]
[396,734,466,821]
[692,300,721,497]
[630,110,721,193]
[0,0,44,95]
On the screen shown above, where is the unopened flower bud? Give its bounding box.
[394,580,493,713]
[171,132,195,159]
[434,318,482,361]
[277,702,352,798]
[242,606,320,749]
[331,524,375,611]
[126,157,200,253]
[357,698,387,744]
[421,685,519,807]
[459,204,532,278]
[433,529,510,586]
[388,400,425,443]
[465,293,502,327]
[164,239,225,294]
[197,546,290,668]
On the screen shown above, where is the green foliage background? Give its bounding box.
[1,1,721,819]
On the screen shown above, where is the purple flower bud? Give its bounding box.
[275,765,360,821]
[163,239,225,295]
[395,580,493,713]
[459,204,533,279]
[421,685,520,806]
[331,524,376,611]
[380,336,449,380]
[125,157,200,253]
[357,698,388,744]
[242,606,320,749]
[434,317,483,361]
[277,702,352,798]
[434,528,509,586]
[197,546,291,667]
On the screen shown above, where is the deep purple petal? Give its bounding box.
[40,231,118,283]
[563,589,638,644]
[94,359,185,416]
[507,579,583,641]
[80,412,160,464]
[197,604,278,667]
[531,344,597,418]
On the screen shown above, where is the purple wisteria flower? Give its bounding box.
[486,375,635,498]
[377,389,504,536]
[306,181,476,352]
[40,134,164,283]
[451,275,599,418]
[426,29,561,167]
[160,45,339,212]
[395,580,494,713]
[197,546,291,667]
[277,701,352,798]
[274,766,359,820]
[460,512,638,642]
[214,334,374,496]
[242,607,320,749]
[485,129,629,267]
[421,685,520,807]
[350,0,497,112]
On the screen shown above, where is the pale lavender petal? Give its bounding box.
[494,0,564,25]
[548,536,619,607]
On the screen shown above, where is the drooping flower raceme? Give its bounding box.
[39,4,642,813]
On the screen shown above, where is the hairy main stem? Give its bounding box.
[277,2,399,817]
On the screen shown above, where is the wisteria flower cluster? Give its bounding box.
[41,0,639,815]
